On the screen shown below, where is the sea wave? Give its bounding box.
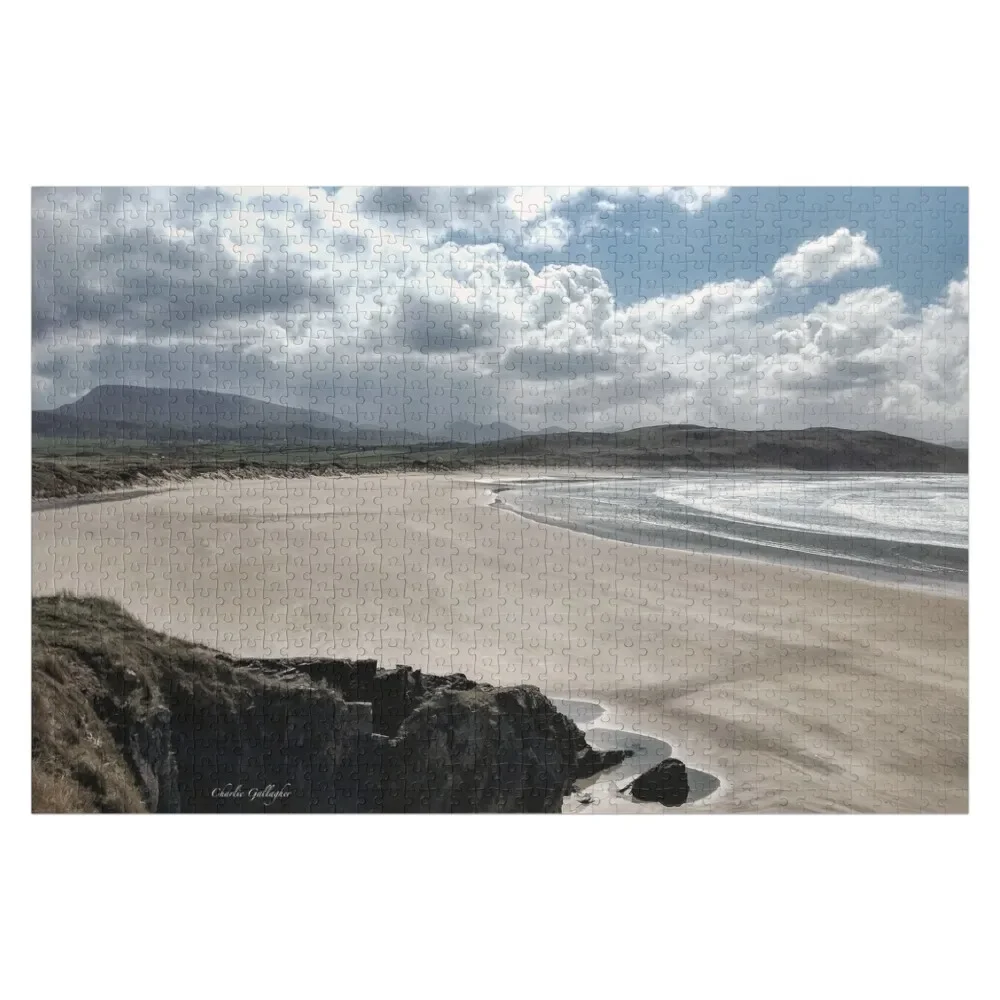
[499,472,968,589]
[649,473,967,549]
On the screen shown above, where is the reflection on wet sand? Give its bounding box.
[582,728,720,806]
[552,698,721,812]
[549,698,606,727]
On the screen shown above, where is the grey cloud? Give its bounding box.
[32,188,327,347]
[503,345,617,381]
[31,189,968,443]
[770,360,891,395]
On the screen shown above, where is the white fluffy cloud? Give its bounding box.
[772,227,880,288]
[662,186,731,212]
[578,186,730,216]
[519,215,572,253]
[31,188,967,441]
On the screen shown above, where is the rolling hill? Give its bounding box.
[32,384,968,473]
[472,424,967,472]
[433,419,523,444]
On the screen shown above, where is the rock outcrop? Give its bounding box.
[625,758,690,806]
[239,662,630,813]
[32,595,626,814]
[378,686,600,813]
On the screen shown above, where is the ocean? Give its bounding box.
[495,472,968,591]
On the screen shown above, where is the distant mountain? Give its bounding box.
[432,420,523,444]
[32,386,968,473]
[468,424,968,473]
[32,385,424,447]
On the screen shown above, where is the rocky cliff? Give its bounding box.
[32,595,626,814]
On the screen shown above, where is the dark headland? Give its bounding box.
[32,594,650,813]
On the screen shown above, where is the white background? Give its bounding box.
[3,2,994,998]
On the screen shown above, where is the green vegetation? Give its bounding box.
[32,385,968,500]
[33,593,216,812]
[31,441,481,499]
[33,420,968,500]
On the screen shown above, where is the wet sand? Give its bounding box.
[31,472,968,812]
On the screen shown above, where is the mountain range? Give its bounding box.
[32,384,967,472]
[32,385,512,448]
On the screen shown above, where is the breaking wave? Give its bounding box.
[499,472,968,590]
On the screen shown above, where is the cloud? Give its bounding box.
[772,228,880,288]
[579,186,730,216]
[662,186,731,212]
[31,191,966,441]
[519,215,572,253]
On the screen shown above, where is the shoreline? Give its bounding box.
[31,465,628,511]
[482,473,968,600]
[31,484,178,512]
[32,470,969,813]
[553,696,727,813]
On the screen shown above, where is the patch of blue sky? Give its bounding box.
[503,186,967,313]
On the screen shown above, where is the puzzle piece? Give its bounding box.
[31,187,968,814]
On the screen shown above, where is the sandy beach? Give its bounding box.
[31,471,968,813]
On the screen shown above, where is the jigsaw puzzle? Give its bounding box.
[29,186,969,813]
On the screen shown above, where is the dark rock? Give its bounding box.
[34,596,629,814]
[235,657,377,702]
[379,686,583,812]
[126,704,180,812]
[421,672,481,694]
[372,666,415,737]
[626,758,689,806]
[574,743,632,779]
[231,661,626,811]
[168,675,364,813]
[372,666,482,737]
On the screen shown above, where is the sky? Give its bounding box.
[31,186,969,443]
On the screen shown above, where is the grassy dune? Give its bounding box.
[32,594,349,813]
